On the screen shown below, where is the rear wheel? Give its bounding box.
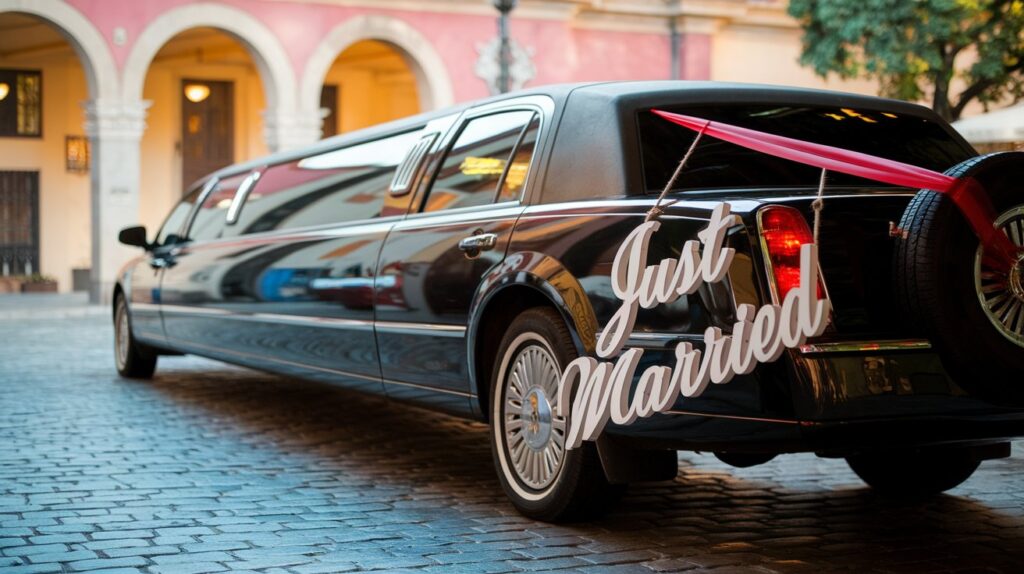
[114,295,157,379]
[846,447,980,497]
[893,152,1024,405]
[489,307,624,522]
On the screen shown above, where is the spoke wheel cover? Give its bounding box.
[975,205,1024,348]
[115,301,130,370]
[502,342,567,491]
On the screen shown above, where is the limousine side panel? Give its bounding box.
[157,221,396,394]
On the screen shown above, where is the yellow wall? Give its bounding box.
[324,43,419,134]
[0,52,90,293]
[712,25,878,96]
[140,54,268,235]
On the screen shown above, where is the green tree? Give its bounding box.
[788,0,1024,122]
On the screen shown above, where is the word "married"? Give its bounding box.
[556,203,831,450]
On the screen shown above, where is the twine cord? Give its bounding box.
[646,123,708,222]
[812,168,827,244]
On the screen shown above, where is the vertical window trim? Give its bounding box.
[492,112,538,204]
[417,106,543,215]
[179,177,220,243]
[225,170,263,225]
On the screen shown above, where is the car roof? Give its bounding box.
[200,80,951,191]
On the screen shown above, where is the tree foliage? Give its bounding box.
[788,0,1024,121]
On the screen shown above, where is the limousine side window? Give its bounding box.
[424,110,537,212]
[187,173,250,242]
[497,113,540,203]
[221,130,422,237]
[154,184,203,246]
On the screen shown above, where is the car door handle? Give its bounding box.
[458,233,498,254]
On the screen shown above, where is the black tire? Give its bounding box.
[489,307,625,522]
[114,294,157,379]
[846,447,980,497]
[893,152,1024,405]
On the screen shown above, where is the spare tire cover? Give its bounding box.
[893,152,1024,405]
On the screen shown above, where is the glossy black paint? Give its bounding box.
[118,81,1024,457]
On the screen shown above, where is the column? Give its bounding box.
[262,107,324,152]
[83,99,150,304]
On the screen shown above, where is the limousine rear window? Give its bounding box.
[638,105,975,192]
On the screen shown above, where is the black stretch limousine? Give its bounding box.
[114,82,1024,521]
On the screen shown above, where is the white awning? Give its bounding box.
[952,103,1024,143]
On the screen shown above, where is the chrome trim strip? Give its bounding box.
[376,321,466,337]
[159,304,232,316]
[225,170,261,225]
[626,332,703,349]
[383,378,475,398]
[799,339,932,354]
[162,335,474,399]
[158,306,465,336]
[233,313,375,331]
[664,409,800,425]
[163,335,383,383]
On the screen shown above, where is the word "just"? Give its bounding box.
[556,203,831,450]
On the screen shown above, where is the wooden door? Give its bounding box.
[181,79,234,191]
[0,170,40,276]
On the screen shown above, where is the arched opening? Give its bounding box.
[319,40,421,136]
[0,11,95,293]
[138,27,268,235]
[300,15,455,138]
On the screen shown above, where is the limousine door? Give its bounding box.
[375,107,544,412]
[158,130,425,391]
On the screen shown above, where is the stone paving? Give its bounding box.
[1,304,1023,573]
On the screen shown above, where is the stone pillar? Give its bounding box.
[83,99,150,304]
[262,108,324,152]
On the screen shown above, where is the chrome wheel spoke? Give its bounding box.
[975,206,1024,348]
[501,339,567,490]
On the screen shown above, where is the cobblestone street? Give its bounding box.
[2,301,1023,573]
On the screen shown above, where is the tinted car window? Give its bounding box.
[222,130,421,237]
[155,185,203,246]
[497,113,540,203]
[187,173,249,242]
[425,110,535,212]
[638,105,975,192]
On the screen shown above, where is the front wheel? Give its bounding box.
[846,447,980,497]
[114,295,157,379]
[489,307,624,522]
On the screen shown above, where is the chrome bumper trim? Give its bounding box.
[798,339,932,354]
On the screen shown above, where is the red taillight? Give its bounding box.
[758,206,823,300]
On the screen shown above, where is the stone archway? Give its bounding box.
[122,2,302,151]
[0,0,123,302]
[300,14,455,135]
[0,0,116,101]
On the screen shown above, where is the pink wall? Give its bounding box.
[64,0,711,104]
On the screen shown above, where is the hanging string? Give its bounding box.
[812,168,827,244]
[646,123,708,222]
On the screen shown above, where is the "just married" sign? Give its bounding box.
[555,203,831,449]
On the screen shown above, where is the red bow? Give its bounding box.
[652,109,1019,267]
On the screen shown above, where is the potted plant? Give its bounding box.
[20,274,58,293]
[0,276,23,293]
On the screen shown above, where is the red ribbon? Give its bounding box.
[652,109,1020,266]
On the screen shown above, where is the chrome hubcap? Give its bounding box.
[975,206,1024,348]
[503,343,566,490]
[115,302,129,368]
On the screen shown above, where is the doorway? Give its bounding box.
[181,78,234,191]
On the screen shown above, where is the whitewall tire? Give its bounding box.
[489,307,624,521]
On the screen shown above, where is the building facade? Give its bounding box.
[0,0,877,301]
